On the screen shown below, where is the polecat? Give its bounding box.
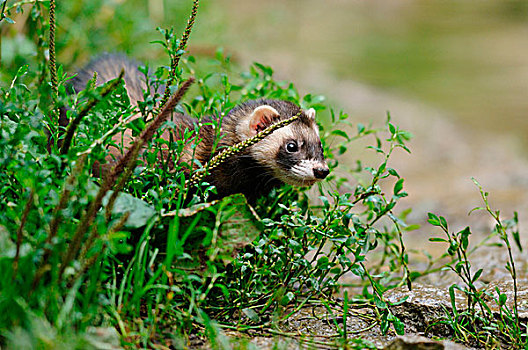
[70,54,329,202]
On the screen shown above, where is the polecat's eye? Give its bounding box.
[286,141,298,153]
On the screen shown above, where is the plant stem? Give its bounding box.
[157,0,199,113]
[13,189,34,278]
[60,70,125,156]
[49,0,58,116]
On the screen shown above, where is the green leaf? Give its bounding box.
[427,213,440,227]
[392,316,405,335]
[348,262,363,276]
[242,308,260,322]
[448,241,458,256]
[459,226,471,250]
[316,256,330,269]
[380,312,389,335]
[330,129,350,140]
[390,296,408,306]
[404,224,420,231]
[468,206,485,215]
[448,285,458,315]
[439,216,448,230]
[0,226,30,259]
[357,123,365,134]
[393,178,404,195]
[100,187,157,229]
[254,62,273,76]
[388,122,396,135]
[387,168,400,178]
[330,266,342,274]
[374,296,387,309]
[472,268,483,283]
[498,292,507,306]
[319,196,330,210]
[512,212,522,251]
[0,115,17,134]
[455,260,466,273]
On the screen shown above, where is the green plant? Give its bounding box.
[428,179,525,348]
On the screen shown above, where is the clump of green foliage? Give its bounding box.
[0,1,412,348]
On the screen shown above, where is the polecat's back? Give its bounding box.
[71,53,147,104]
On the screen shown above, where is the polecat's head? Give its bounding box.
[235,99,330,187]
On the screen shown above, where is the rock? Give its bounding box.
[386,283,466,336]
[384,335,471,350]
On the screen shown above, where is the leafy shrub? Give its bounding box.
[1,1,414,348]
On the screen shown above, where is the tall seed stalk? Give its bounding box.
[58,78,194,280]
[49,0,58,118]
[157,0,199,113]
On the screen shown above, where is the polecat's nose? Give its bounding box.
[313,167,330,179]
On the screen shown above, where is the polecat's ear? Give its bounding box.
[249,105,280,135]
[305,108,316,121]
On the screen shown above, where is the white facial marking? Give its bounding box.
[251,125,295,167]
[304,109,320,137]
[306,108,316,120]
[313,123,320,137]
[291,160,318,179]
[276,159,327,187]
[253,105,279,116]
[247,115,326,188]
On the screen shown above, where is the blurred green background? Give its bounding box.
[198,0,528,144]
[2,0,527,144]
